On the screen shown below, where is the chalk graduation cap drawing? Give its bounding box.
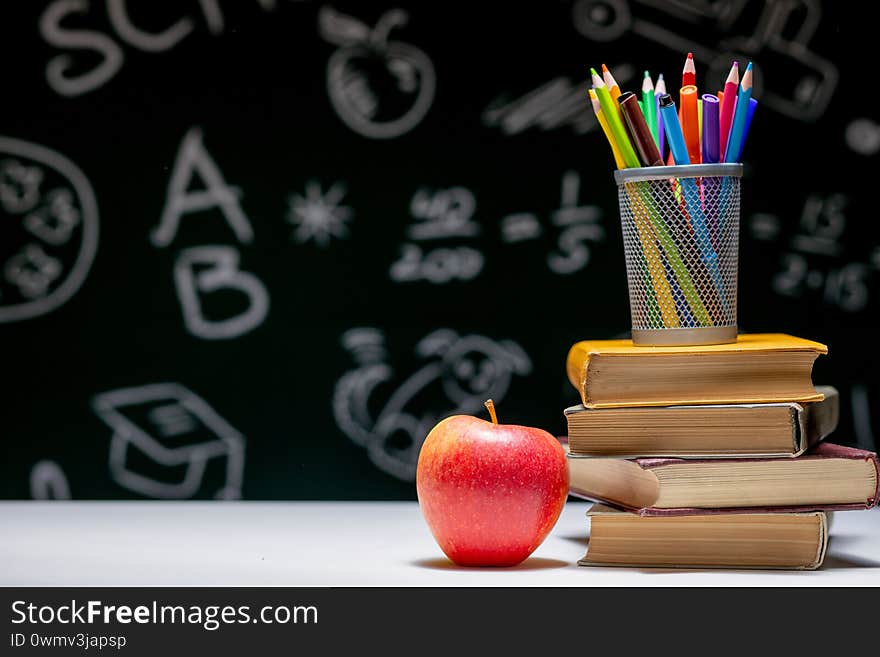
[92,383,245,500]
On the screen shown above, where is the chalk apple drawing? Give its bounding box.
[0,136,99,323]
[319,6,436,139]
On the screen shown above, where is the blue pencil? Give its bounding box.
[730,97,758,162]
[724,62,754,162]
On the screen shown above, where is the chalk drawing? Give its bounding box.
[173,246,269,340]
[0,160,44,214]
[286,180,354,246]
[483,67,636,136]
[40,0,281,96]
[5,244,63,299]
[39,0,125,97]
[500,170,604,275]
[152,128,254,248]
[408,187,479,241]
[572,0,838,122]
[93,383,245,499]
[390,186,484,284]
[845,119,880,156]
[107,0,195,52]
[755,193,875,312]
[0,136,99,323]
[23,188,81,246]
[334,328,531,481]
[320,6,436,139]
[30,460,72,500]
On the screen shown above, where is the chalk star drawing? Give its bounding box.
[286,180,353,247]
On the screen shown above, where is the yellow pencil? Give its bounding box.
[588,89,625,169]
[589,90,680,327]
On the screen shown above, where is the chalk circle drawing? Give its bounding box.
[92,383,245,499]
[287,180,354,246]
[333,328,532,481]
[0,136,99,323]
[174,246,270,340]
[845,119,880,156]
[30,460,72,500]
[572,0,838,122]
[319,6,436,139]
[572,0,631,41]
[152,127,254,249]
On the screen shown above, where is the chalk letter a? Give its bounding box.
[152,128,254,248]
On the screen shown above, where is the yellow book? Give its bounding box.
[566,333,827,409]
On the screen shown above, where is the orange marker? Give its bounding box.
[680,84,701,163]
[601,63,621,101]
[682,52,696,87]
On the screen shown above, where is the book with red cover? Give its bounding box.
[566,442,879,516]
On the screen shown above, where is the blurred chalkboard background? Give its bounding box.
[1,1,877,500]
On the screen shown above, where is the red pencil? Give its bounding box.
[682,52,696,87]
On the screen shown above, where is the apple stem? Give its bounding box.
[484,399,498,425]
[370,9,408,47]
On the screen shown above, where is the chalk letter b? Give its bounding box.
[174,246,269,340]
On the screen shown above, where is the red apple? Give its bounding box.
[416,399,569,567]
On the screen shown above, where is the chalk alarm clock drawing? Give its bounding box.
[0,136,99,323]
[333,328,532,481]
[319,6,436,139]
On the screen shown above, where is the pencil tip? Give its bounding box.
[745,62,753,71]
[590,67,599,75]
[687,52,693,59]
[601,63,609,73]
[658,73,664,80]
[644,70,650,77]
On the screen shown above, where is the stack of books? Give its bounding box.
[564,333,879,570]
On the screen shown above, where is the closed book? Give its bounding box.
[566,333,827,408]
[579,504,828,570]
[564,386,838,458]
[567,442,879,515]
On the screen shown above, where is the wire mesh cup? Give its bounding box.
[614,163,743,346]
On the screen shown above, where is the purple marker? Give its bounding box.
[655,73,666,159]
[701,94,720,163]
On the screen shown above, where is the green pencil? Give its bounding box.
[642,71,658,146]
[591,68,640,169]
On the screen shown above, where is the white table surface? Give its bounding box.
[2,501,879,586]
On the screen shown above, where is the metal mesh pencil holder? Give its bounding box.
[614,163,743,346]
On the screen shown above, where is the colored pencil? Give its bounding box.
[642,71,658,146]
[589,89,626,169]
[682,52,696,87]
[718,62,739,157]
[601,63,621,101]
[731,97,758,162]
[724,62,753,162]
[591,68,640,168]
[655,74,666,158]
[591,89,676,325]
